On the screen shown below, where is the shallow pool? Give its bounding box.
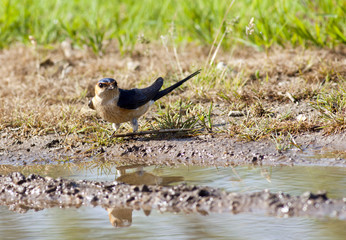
[0,162,345,239]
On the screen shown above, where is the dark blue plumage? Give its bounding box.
[117,78,163,109]
[117,70,201,110]
[98,78,116,84]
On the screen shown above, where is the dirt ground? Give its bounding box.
[1,129,346,167]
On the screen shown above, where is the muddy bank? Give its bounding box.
[0,172,345,219]
[1,131,346,167]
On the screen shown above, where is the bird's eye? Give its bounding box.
[98,83,104,88]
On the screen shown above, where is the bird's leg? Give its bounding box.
[131,118,138,132]
[110,123,121,137]
[137,166,144,176]
[112,123,120,131]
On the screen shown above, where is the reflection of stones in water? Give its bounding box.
[116,165,184,186]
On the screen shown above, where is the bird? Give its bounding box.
[88,69,201,132]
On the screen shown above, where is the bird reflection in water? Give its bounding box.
[106,164,184,228]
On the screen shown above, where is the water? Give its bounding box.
[0,162,345,239]
[1,207,345,240]
[2,163,345,198]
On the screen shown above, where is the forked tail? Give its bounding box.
[153,69,201,101]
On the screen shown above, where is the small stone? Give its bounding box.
[228,110,245,117]
[12,172,26,185]
[296,114,307,121]
[61,39,73,58]
[127,61,140,71]
[216,62,227,71]
[281,205,290,213]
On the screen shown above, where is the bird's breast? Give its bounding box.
[92,97,151,124]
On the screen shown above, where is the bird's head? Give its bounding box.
[95,78,118,98]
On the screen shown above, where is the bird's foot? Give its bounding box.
[110,123,121,137]
[112,123,120,131]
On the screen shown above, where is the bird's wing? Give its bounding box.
[117,77,164,109]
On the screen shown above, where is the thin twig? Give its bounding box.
[111,128,201,138]
[204,0,235,71]
[286,92,297,104]
[209,31,227,67]
[173,42,183,77]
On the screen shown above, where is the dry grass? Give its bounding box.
[0,42,345,145]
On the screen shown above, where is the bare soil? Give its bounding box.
[1,130,346,167]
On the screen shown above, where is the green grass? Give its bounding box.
[311,87,346,132]
[154,100,215,133]
[155,100,199,130]
[271,132,301,153]
[0,0,344,53]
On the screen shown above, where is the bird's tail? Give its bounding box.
[153,69,201,101]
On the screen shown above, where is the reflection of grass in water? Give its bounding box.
[231,165,273,191]
[0,164,73,178]
[0,159,118,178]
[0,162,274,188]
[75,158,116,177]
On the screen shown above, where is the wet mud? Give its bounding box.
[1,131,346,167]
[0,172,345,219]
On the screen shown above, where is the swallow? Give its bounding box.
[89,70,200,132]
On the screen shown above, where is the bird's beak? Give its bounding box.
[107,83,117,90]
